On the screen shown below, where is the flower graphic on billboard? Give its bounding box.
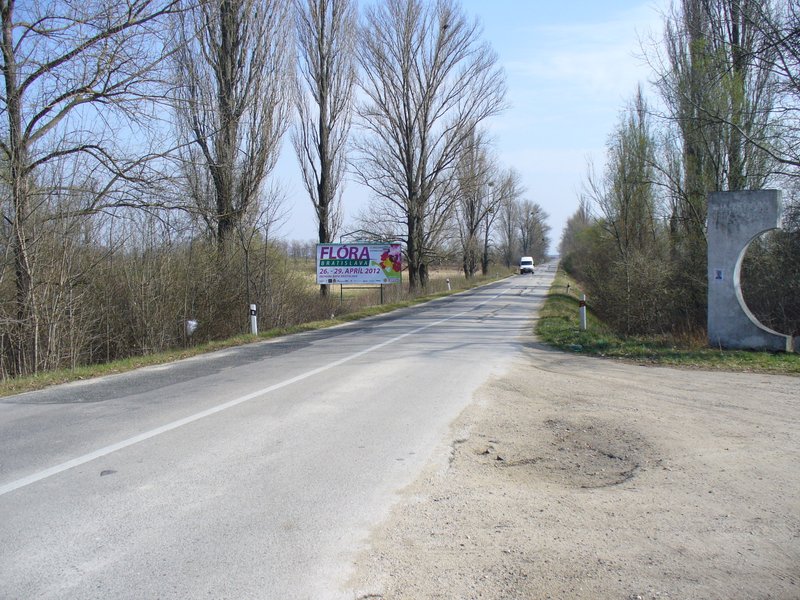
[376,243,402,280]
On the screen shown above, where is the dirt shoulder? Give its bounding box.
[348,344,800,600]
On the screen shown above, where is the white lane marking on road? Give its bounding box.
[0,289,509,497]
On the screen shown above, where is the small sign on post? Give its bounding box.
[249,303,258,336]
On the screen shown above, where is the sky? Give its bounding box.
[274,0,669,249]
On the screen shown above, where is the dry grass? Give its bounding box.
[537,269,799,375]
[0,266,513,396]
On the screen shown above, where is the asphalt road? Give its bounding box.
[0,266,556,599]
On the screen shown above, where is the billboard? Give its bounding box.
[316,242,402,285]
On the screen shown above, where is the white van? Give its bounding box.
[519,256,534,275]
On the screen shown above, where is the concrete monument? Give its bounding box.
[707,190,794,352]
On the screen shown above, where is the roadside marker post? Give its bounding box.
[250,304,258,336]
[579,295,587,331]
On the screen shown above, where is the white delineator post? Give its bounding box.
[446,278,451,291]
[579,295,587,331]
[250,304,258,335]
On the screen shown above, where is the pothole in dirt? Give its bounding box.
[482,418,650,489]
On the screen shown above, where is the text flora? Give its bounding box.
[319,245,371,261]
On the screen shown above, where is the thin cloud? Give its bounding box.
[505,4,661,99]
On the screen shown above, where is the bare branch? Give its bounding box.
[172,0,293,247]
[292,0,357,268]
[354,0,506,288]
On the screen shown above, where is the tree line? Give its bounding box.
[0,0,548,379]
[560,0,799,340]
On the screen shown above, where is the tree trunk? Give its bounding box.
[406,209,427,290]
[728,0,746,190]
[481,221,491,275]
[11,178,35,375]
[318,92,331,297]
[3,5,36,375]
[318,205,330,297]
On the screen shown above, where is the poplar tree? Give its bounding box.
[293,0,358,296]
[354,0,506,289]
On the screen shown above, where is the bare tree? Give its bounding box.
[496,186,522,268]
[292,0,357,296]
[728,0,800,174]
[454,128,494,278]
[353,0,506,289]
[558,195,592,260]
[655,0,776,192]
[480,166,522,275]
[0,0,181,376]
[174,0,293,249]
[588,87,659,260]
[650,0,777,329]
[582,87,669,332]
[518,200,550,264]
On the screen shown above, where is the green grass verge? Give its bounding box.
[0,272,509,397]
[537,269,800,375]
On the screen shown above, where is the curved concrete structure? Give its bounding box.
[707,190,794,352]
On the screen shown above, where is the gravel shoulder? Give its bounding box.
[347,343,800,599]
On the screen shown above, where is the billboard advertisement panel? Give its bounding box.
[316,242,402,285]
